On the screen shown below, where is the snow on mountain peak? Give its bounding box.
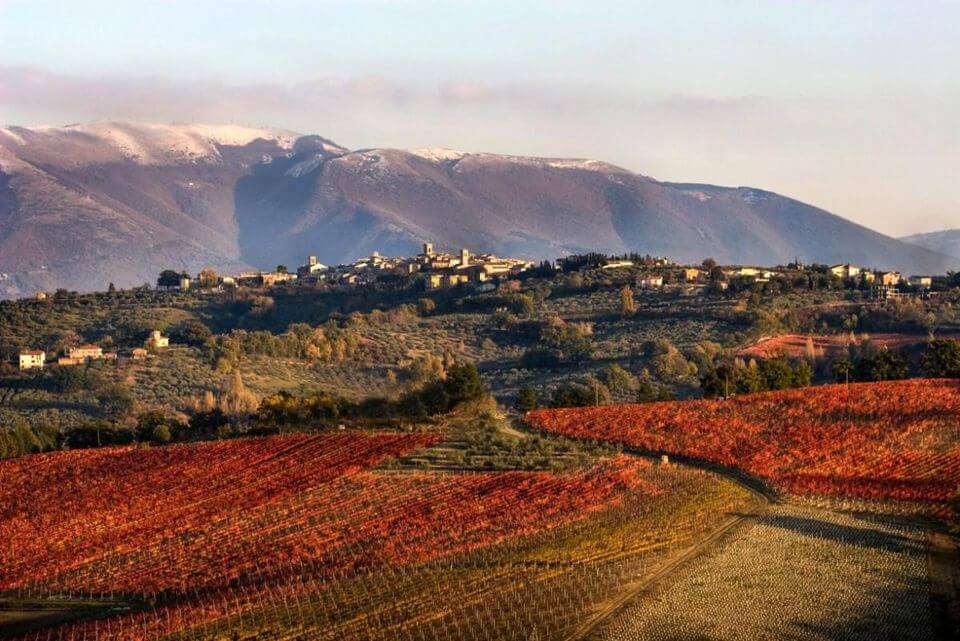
[14,122,301,166]
[408,148,468,162]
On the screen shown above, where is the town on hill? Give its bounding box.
[10,248,957,374]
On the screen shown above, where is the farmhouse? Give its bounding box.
[131,347,149,360]
[829,264,861,279]
[909,275,933,288]
[879,271,903,286]
[69,344,103,360]
[683,268,704,281]
[18,349,45,370]
[637,275,664,288]
[146,330,169,349]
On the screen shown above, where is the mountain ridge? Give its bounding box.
[900,229,960,266]
[0,121,954,298]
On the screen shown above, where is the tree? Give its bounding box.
[861,347,909,382]
[189,407,229,435]
[600,364,639,393]
[175,319,214,347]
[792,359,814,388]
[922,339,960,378]
[702,258,717,270]
[735,362,765,394]
[198,268,219,288]
[701,364,737,398]
[514,385,539,413]
[550,381,608,408]
[442,362,486,406]
[50,365,103,393]
[157,270,181,289]
[832,358,854,384]
[136,411,166,441]
[108,282,117,294]
[97,384,135,420]
[220,370,259,418]
[620,285,636,315]
[758,356,795,391]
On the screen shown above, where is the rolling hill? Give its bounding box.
[0,121,954,298]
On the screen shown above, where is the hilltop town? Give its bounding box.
[9,245,956,373]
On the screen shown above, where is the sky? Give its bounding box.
[0,0,958,237]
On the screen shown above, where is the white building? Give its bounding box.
[19,350,45,370]
[147,330,169,349]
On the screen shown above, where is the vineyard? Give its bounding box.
[590,504,936,641]
[527,379,960,511]
[0,432,756,640]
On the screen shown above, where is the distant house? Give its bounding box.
[179,274,192,291]
[131,347,149,360]
[146,330,169,349]
[69,344,103,360]
[602,260,634,270]
[297,255,328,278]
[57,356,83,366]
[637,275,664,288]
[18,350,45,370]
[683,268,704,281]
[861,271,876,283]
[909,275,933,288]
[879,271,903,286]
[829,264,861,279]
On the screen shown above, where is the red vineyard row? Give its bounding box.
[526,379,960,507]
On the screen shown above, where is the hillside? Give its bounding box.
[901,229,960,265]
[1,122,955,297]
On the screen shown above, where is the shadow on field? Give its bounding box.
[785,577,939,641]
[762,513,924,555]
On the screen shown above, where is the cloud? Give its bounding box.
[0,65,765,126]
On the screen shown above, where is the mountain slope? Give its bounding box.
[900,229,960,265]
[0,122,954,297]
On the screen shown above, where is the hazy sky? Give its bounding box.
[1,0,957,236]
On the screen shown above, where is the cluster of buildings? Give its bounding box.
[154,245,534,295]
[827,264,934,299]
[17,330,169,371]
[296,244,534,290]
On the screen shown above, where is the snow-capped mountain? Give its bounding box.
[0,121,955,297]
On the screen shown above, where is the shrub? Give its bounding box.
[923,339,960,378]
[514,385,539,412]
[520,348,561,369]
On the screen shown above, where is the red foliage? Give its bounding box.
[0,433,652,640]
[527,379,960,507]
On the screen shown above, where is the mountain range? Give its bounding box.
[0,121,955,298]
[900,229,960,266]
